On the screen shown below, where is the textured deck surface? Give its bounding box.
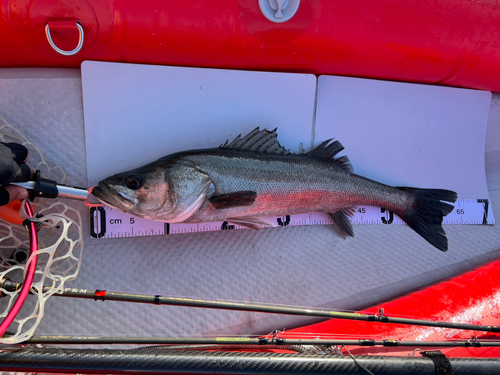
[0,67,498,338]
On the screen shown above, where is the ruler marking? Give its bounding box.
[93,199,495,239]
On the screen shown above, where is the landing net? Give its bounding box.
[0,117,84,344]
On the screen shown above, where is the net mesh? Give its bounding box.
[0,117,84,344]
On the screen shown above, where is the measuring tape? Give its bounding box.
[90,199,495,239]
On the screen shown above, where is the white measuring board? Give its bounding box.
[82,61,316,186]
[83,62,494,239]
[314,76,493,200]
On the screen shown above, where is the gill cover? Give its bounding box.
[161,163,212,223]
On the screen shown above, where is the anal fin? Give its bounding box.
[209,191,257,209]
[329,209,355,239]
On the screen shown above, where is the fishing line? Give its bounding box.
[1,281,499,334]
[342,345,376,375]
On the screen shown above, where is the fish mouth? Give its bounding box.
[91,183,136,211]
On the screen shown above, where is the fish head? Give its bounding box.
[91,158,212,222]
[92,164,172,219]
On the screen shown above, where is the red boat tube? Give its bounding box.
[283,257,500,358]
[1,0,500,92]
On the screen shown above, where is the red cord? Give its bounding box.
[0,201,38,337]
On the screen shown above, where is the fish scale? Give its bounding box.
[180,151,408,223]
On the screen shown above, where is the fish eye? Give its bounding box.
[125,175,143,190]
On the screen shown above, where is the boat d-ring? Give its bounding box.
[45,22,84,56]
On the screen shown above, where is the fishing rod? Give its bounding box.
[1,347,499,375]
[1,278,499,334]
[19,334,498,349]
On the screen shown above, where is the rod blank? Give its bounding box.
[2,278,499,333]
[1,348,499,375]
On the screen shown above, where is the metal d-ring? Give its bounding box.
[45,22,84,56]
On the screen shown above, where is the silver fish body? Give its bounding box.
[92,128,457,251]
[178,150,410,222]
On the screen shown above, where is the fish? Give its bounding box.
[92,128,458,251]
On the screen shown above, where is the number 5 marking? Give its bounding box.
[381,208,394,224]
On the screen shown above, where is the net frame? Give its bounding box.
[0,117,84,344]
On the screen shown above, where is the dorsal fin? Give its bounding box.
[307,139,353,172]
[220,127,290,155]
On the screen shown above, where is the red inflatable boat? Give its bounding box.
[0,0,499,372]
[1,0,500,92]
[283,257,500,358]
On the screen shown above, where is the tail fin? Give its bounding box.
[399,188,458,252]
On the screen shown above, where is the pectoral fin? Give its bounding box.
[209,191,257,209]
[329,209,355,239]
[227,216,277,229]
